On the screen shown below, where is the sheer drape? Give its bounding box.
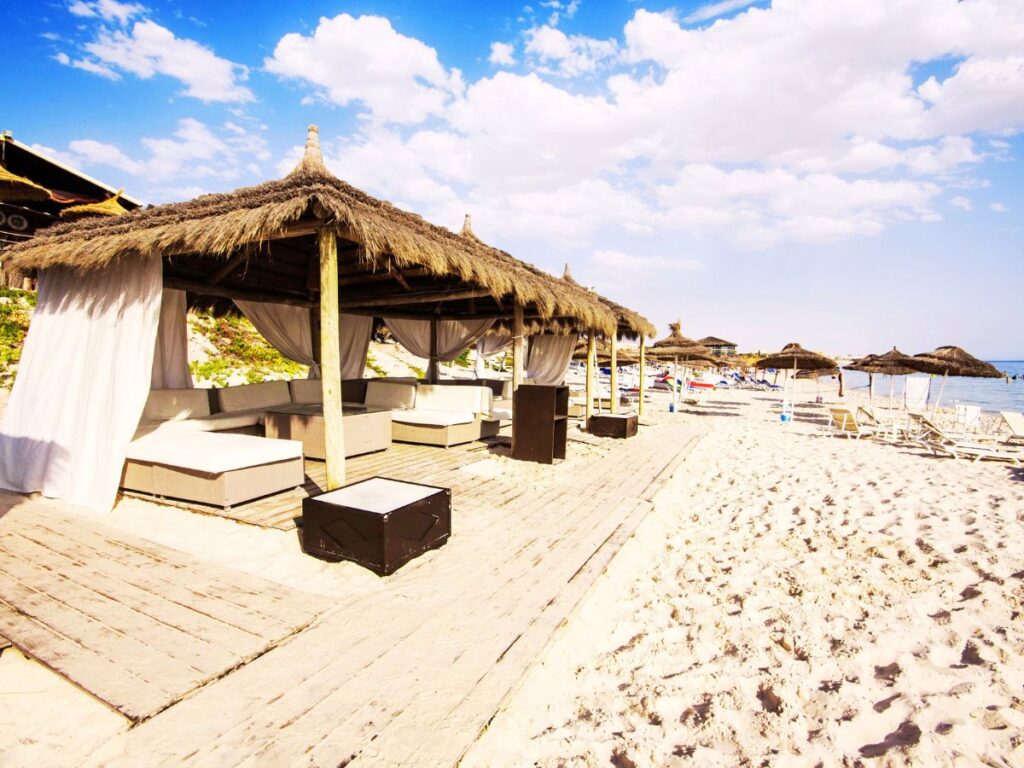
[475,333,513,376]
[236,302,373,380]
[527,333,578,385]
[385,318,495,378]
[151,288,193,389]
[0,256,163,512]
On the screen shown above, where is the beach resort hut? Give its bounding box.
[698,336,738,357]
[0,125,616,512]
[561,264,655,417]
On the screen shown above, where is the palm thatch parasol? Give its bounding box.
[908,345,1002,417]
[0,164,51,202]
[846,347,919,405]
[755,342,836,372]
[60,189,130,220]
[795,367,838,379]
[647,321,717,404]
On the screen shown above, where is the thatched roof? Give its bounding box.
[0,164,50,202]
[755,342,836,371]
[909,345,1002,378]
[846,347,918,376]
[60,190,129,220]
[561,263,656,340]
[3,126,615,334]
[698,336,735,347]
[647,321,716,362]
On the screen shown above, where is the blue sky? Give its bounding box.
[4,0,1023,357]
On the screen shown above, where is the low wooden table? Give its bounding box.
[302,477,452,575]
[587,412,639,439]
[264,403,392,459]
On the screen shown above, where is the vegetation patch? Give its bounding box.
[0,289,36,388]
[188,309,307,387]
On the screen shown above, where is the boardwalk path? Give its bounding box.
[0,503,327,722]
[101,422,703,767]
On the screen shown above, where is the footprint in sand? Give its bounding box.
[858,720,922,758]
[874,662,902,686]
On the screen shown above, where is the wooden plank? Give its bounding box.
[319,227,346,489]
[108,425,702,762]
[0,505,327,722]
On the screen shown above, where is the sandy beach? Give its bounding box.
[465,384,1024,766]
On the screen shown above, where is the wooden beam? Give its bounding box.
[609,334,618,415]
[392,270,413,291]
[163,277,314,307]
[585,334,595,425]
[427,318,439,383]
[207,251,250,285]
[638,339,645,418]
[319,229,346,490]
[512,302,525,393]
[339,288,490,310]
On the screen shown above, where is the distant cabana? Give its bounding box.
[698,336,737,357]
[0,125,617,512]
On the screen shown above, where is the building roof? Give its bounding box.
[698,336,736,347]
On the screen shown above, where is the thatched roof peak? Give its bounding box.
[563,262,574,282]
[460,213,480,242]
[288,124,329,178]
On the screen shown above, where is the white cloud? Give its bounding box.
[683,0,760,25]
[76,20,253,102]
[489,41,516,67]
[592,249,700,273]
[52,52,71,65]
[265,14,462,124]
[990,202,1010,212]
[950,195,973,211]
[50,118,269,201]
[525,26,617,76]
[71,56,121,79]
[68,0,145,25]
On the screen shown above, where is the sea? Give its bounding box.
[840,360,1024,415]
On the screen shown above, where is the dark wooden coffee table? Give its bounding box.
[587,412,639,439]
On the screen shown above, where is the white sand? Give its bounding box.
[464,386,1024,766]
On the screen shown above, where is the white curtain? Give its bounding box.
[151,288,193,389]
[475,333,513,376]
[237,301,318,378]
[337,313,373,379]
[527,333,578,385]
[236,302,373,380]
[385,318,495,379]
[0,256,163,512]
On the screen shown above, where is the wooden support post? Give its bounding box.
[512,302,525,392]
[609,334,618,415]
[673,355,679,408]
[428,317,439,383]
[638,339,646,418]
[319,229,345,490]
[310,308,322,375]
[585,334,596,425]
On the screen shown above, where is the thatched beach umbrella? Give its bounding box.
[756,343,837,418]
[846,347,918,406]
[649,321,716,405]
[908,345,1002,417]
[0,163,51,202]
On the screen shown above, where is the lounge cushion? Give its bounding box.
[151,409,266,433]
[216,381,291,413]
[365,380,417,411]
[144,389,211,421]
[289,379,322,404]
[416,384,491,415]
[489,407,513,421]
[391,409,476,427]
[127,430,302,474]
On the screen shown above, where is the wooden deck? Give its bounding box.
[0,503,327,722]
[100,422,703,766]
[123,440,499,530]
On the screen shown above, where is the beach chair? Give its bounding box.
[913,414,1022,466]
[954,404,981,433]
[829,407,878,439]
[1000,411,1024,444]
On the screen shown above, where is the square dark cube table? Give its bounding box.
[302,477,451,575]
[587,412,639,439]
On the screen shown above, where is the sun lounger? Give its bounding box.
[829,407,878,439]
[122,430,304,508]
[912,414,1022,466]
[1000,411,1024,444]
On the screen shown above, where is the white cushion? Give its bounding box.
[216,381,291,413]
[416,384,490,415]
[144,389,211,421]
[289,379,323,404]
[315,478,439,514]
[150,409,265,433]
[127,430,302,474]
[365,380,417,411]
[391,409,476,427]
[488,407,512,421]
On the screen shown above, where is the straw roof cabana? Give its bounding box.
[561,264,655,341]
[648,321,715,363]
[0,164,51,202]
[3,128,615,336]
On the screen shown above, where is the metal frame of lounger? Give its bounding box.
[912,415,1022,467]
